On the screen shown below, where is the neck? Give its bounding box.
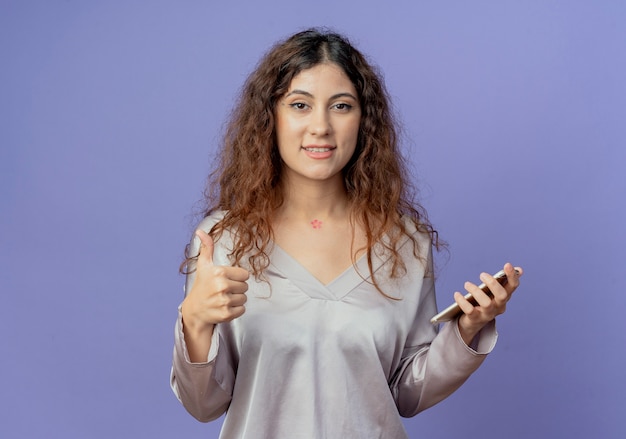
[277,174,350,221]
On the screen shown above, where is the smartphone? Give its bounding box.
[430,269,517,324]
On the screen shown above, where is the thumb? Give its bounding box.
[195,230,215,266]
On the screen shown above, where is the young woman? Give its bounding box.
[171,29,522,438]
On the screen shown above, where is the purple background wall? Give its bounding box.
[2,1,624,437]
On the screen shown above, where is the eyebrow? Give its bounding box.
[285,89,358,101]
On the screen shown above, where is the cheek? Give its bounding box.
[274,119,291,153]
[346,119,361,144]
[275,119,297,159]
[276,114,305,141]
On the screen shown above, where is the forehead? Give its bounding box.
[287,63,356,94]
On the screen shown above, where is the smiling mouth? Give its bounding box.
[302,146,335,152]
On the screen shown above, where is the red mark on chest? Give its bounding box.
[310,219,323,229]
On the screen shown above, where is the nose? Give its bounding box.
[308,108,331,136]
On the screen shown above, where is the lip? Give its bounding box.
[301,144,336,159]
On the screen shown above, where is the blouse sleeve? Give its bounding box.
[170,309,235,422]
[170,214,236,422]
[389,246,498,417]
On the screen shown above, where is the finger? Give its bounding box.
[466,280,494,308]
[195,230,215,266]
[211,304,246,324]
[227,291,248,307]
[503,263,523,292]
[221,276,250,295]
[454,291,478,316]
[479,272,508,303]
[221,266,251,283]
[226,305,246,321]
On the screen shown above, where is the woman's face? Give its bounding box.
[275,63,361,186]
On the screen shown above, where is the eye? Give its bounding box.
[288,102,309,111]
[332,103,353,112]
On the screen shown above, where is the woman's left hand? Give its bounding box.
[455,262,523,346]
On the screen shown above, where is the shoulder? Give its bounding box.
[399,216,433,256]
[196,210,227,233]
[187,210,232,265]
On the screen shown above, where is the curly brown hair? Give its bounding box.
[184,28,441,292]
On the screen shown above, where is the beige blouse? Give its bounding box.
[171,212,497,438]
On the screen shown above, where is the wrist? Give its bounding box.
[181,301,215,338]
[457,317,484,346]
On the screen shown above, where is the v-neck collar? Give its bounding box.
[269,242,393,301]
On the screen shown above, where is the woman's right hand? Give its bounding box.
[180,230,250,362]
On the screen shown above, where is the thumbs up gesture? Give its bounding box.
[180,230,250,362]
